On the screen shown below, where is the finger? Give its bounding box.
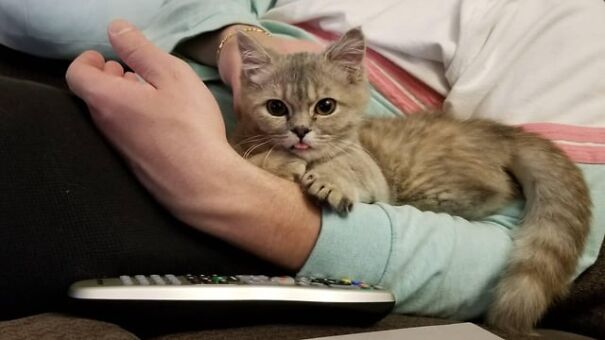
[103,60,125,77]
[124,71,140,82]
[66,50,109,99]
[107,19,180,87]
[66,50,144,108]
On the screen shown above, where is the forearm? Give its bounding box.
[204,162,321,270]
[0,0,266,59]
[145,148,321,270]
[299,202,518,320]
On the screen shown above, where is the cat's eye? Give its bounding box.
[266,99,289,116]
[314,98,337,115]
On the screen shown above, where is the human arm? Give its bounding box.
[65,20,321,270]
[0,0,273,59]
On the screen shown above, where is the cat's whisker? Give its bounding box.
[238,136,269,145]
[239,134,266,141]
[238,133,289,145]
[313,135,334,142]
[243,140,272,159]
[243,143,267,160]
[234,138,270,154]
[262,145,278,168]
[236,135,274,147]
[325,139,355,158]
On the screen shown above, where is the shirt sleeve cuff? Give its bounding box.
[297,203,393,284]
[145,3,262,55]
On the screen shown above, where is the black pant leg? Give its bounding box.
[0,76,280,320]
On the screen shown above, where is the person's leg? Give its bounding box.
[0,76,280,320]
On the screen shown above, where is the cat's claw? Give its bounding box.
[337,198,354,214]
[301,171,354,216]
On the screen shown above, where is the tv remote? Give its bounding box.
[68,274,395,328]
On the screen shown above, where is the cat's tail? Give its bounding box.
[487,131,591,334]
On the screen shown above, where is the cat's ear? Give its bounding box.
[237,31,273,85]
[323,27,366,73]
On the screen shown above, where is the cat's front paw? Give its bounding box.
[301,171,355,215]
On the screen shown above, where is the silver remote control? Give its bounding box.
[68,274,395,327]
[70,274,393,303]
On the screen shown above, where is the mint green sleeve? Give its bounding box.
[0,0,274,59]
[299,203,515,320]
[299,163,605,321]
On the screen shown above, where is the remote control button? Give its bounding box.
[165,274,181,285]
[270,276,296,285]
[237,275,269,284]
[329,284,361,289]
[296,280,310,286]
[134,275,150,285]
[339,278,352,285]
[235,275,252,282]
[252,275,270,282]
[311,277,334,285]
[211,275,227,284]
[119,275,134,286]
[185,274,210,284]
[184,275,198,284]
[150,275,165,285]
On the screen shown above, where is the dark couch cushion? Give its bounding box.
[0,45,68,89]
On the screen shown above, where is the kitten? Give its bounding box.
[232,29,389,212]
[232,28,591,334]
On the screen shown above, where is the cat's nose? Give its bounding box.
[291,126,311,139]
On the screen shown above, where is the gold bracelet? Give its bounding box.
[216,26,272,62]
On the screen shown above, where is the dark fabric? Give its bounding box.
[542,239,605,339]
[0,313,596,340]
[0,45,69,89]
[150,315,458,340]
[0,313,137,340]
[0,76,281,321]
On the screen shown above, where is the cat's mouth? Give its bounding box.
[291,142,311,151]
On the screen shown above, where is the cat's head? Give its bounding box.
[237,28,369,161]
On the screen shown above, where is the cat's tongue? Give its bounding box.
[293,142,310,150]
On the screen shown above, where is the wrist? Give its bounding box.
[176,154,321,270]
[217,25,272,87]
[177,24,268,70]
[216,25,270,64]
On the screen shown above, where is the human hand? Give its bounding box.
[66,19,239,215]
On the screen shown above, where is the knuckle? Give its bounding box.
[165,57,191,78]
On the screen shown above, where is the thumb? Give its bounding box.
[107,19,175,87]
